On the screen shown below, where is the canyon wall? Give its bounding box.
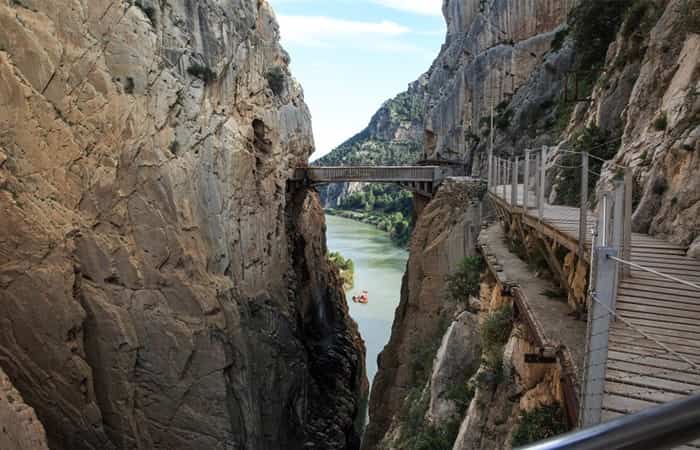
[0,367,49,450]
[0,1,366,449]
[362,179,484,449]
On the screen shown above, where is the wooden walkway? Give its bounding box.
[489,186,700,447]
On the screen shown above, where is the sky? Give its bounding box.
[268,0,447,160]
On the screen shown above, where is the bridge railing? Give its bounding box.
[293,166,439,183]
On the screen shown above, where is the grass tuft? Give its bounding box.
[445,256,484,306]
[512,404,568,447]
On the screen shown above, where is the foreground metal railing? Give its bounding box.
[515,394,700,450]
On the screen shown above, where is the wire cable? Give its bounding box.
[608,256,700,291]
[591,294,700,372]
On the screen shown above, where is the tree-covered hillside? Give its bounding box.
[316,80,427,247]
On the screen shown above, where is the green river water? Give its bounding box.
[325,214,409,384]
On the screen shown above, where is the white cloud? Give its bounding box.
[278,15,410,46]
[371,0,443,17]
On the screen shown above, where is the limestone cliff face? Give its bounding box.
[0,367,49,450]
[0,1,365,449]
[423,0,577,165]
[362,179,483,449]
[589,1,699,254]
[316,79,427,207]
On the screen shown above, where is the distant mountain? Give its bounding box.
[315,77,427,207]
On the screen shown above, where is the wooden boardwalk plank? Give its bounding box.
[611,329,700,353]
[605,381,687,403]
[618,303,700,320]
[603,394,659,414]
[619,284,700,301]
[617,309,700,327]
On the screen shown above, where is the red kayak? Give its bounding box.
[352,290,369,304]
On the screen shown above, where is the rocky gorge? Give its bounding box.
[0,0,698,449]
[0,1,366,449]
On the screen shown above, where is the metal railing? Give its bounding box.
[487,147,633,267]
[515,394,700,450]
[292,166,439,183]
[488,147,700,439]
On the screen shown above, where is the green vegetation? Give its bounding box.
[400,387,461,450]
[652,177,668,195]
[265,66,286,95]
[555,126,620,206]
[512,404,568,447]
[187,63,216,83]
[614,1,663,67]
[496,109,514,130]
[328,184,413,247]
[315,90,423,168]
[401,421,461,450]
[168,140,180,155]
[549,98,576,137]
[122,76,136,95]
[328,251,355,290]
[639,150,651,166]
[569,0,630,75]
[316,89,423,246]
[135,1,156,25]
[480,305,513,384]
[621,1,659,38]
[653,111,668,131]
[550,27,569,52]
[398,310,464,449]
[445,377,476,417]
[541,0,645,138]
[445,256,484,306]
[679,0,700,34]
[409,335,442,386]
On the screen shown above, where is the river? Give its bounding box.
[325,214,408,385]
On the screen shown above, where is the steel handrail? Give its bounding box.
[515,394,700,450]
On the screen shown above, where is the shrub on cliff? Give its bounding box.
[570,0,630,74]
[653,112,668,131]
[187,63,216,83]
[555,126,620,207]
[511,404,568,447]
[446,256,484,306]
[679,0,700,34]
[400,387,460,450]
[328,251,354,290]
[135,0,156,25]
[266,66,286,95]
[480,305,513,382]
